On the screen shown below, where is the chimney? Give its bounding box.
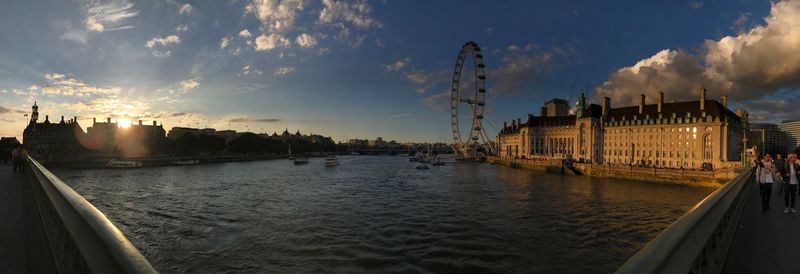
[60,116,65,123]
[503,121,507,129]
[517,118,521,127]
[658,91,664,113]
[700,87,706,111]
[45,115,49,121]
[107,117,111,123]
[602,96,611,117]
[138,120,143,125]
[639,94,645,114]
[721,95,728,108]
[153,121,157,126]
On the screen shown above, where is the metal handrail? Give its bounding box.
[26,156,156,273]
[616,167,754,274]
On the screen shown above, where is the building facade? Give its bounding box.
[497,89,746,169]
[780,120,800,154]
[22,102,84,156]
[750,123,787,156]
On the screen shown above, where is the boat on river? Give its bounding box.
[105,159,143,169]
[293,157,309,165]
[173,159,200,165]
[325,155,339,167]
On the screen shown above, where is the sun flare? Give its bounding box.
[118,118,132,128]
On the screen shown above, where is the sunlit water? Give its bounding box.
[55,156,712,273]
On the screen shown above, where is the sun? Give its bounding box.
[118,118,132,128]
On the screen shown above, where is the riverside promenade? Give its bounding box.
[0,165,55,273]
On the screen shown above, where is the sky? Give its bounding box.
[0,0,797,143]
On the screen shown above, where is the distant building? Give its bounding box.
[167,127,202,140]
[22,102,84,156]
[497,89,746,169]
[780,120,800,154]
[540,98,569,117]
[750,123,787,156]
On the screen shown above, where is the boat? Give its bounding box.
[293,157,309,165]
[416,163,430,170]
[173,159,200,165]
[408,151,419,162]
[105,159,143,169]
[432,155,445,166]
[325,155,339,167]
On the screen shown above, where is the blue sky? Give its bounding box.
[1,0,797,142]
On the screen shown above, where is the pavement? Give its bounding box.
[0,164,56,273]
[724,182,800,274]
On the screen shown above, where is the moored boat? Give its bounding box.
[105,159,143,169]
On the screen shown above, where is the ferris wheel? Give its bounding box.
[450,41,494,160]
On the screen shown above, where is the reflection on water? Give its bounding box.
[55,156,712,273]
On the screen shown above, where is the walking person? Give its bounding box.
[12,145,28,174]
[756,154,779,213]
[776,154,786,195]
[11,145,19,174]
[783,154,800,213]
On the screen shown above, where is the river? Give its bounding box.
[54,156,713,273]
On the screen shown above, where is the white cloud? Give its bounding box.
[254,33,291,51]
[383,57,411,72]
[152,50,172,58]
[318,0,382,29]
[239,29,252,38]
[245,0,307,33]
[83,0,139,32]
[596,1,800,105]
[295,33,317,48]
[240,65,264,76]
[175,24,188,32]
[145,35,181,48]
[220,37,230,49]
[180,78,200,90]
[274,67,296,76]
[33,74,121,97]
[179,3,193,15]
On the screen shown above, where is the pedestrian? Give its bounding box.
[12,145,28,174]
[776,154,786,195]
[756,154,779,213]
[783,154,800,213]
[11,145,19,174]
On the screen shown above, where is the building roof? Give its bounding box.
[605,99,740,123]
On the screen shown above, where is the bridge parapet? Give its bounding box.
[616,168,754,274]
[26,157,156,273]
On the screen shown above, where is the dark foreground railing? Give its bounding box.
[616,168,754,274]
[26,157,156,273]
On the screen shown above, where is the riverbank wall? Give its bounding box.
[486,156,738,187]
[36,153,336,169]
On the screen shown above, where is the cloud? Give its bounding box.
[389,113,410,118]
[318,0,382,29]
[254,33,291,51]
[595,1,800,106]
[152,50,172,58]
[240,65,263,76]
[179,3,193,15]
[0,105,26,114]
[383,57,411,72]
[83,0,139,32]
[420,91,451,112]
[274,67,296,76]
[175,24,188,32]
[404,71,449,93]
[179,78,200,90]
[489,46,575,96]
[34,74,121,96]
[689,1,704,9]
[145,35,181,48]
[220,37,230,49]
[228,116,281,123]
[295,33,317,48]
[239,29,252,38]
[245,0,307,33]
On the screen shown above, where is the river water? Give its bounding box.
[55,156,712,273]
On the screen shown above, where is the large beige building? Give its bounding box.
[497,89,746,169]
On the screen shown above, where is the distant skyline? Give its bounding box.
[2,0,799,142]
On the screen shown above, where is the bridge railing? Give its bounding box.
[616,167,754,274]
[26,156,156,274]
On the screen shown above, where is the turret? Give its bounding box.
[30,101,39,123]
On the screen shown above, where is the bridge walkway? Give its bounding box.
[0,165,56,273]
[724,182,800,274]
